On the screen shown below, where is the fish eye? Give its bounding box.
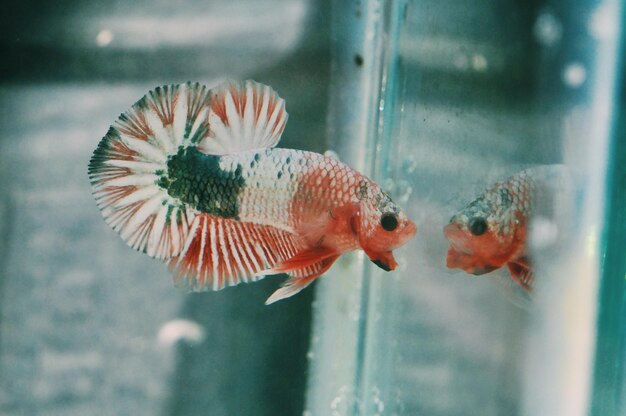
[380,212,399,232]
[468,217,488,236]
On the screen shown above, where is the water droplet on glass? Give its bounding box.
[534,11,562,46]
[371,386,385,415]
[330,385,354,416]
[395,179,413,204]
[382,178,396,193]
[403,155,417,174]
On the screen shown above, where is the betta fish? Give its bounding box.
[89,80,416,304]
[444,167,555,292]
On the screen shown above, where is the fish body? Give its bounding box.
[444,168,537,290]
[89,81,416,304]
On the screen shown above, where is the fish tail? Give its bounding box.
[89,80,289,270]
[88,83,211,259]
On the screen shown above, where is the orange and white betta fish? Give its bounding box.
[443,167,563,292]
[88,80,416,304]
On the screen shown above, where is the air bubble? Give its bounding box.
[330,385,354,416]
[96,29,114,47]
[371,386,385,415]
[534,11,562,46]
[563,63,586,88]
[395,179,413,204]
[403,155,417,174]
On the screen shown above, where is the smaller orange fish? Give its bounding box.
[444,168,537,291]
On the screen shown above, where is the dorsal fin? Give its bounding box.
[198,80,288,155]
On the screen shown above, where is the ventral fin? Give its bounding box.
[260,246,338,276]
[168,214,302,292]
[507,257,533,292]
[198,80,288,155]
[265,255,340,305]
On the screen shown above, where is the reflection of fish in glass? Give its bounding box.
[444,168,539,291]
[88,80,416,304]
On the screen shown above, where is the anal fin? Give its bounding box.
[265,255,340,305]
[168,214,301,291]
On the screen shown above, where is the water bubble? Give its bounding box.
[371,386,385,415]
[402,155,417,174]
[395,179,413,204]
[562,63,587,88]
[330,385,354,416]
[382,178,396,193]
[534,11,562,46]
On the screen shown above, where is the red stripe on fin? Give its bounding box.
[168,214,302,292]
[197,80,288,155]
[265,255,340,305]
[146,84,180,127]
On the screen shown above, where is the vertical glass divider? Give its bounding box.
[304,1,403,415]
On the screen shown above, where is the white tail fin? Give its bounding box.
[89,80,288,262]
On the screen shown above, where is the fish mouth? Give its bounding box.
[443,223,474,256]
[469,264,498,275]
[405,220,417,238]
[372,259,392,271]
[446,246,499,275]
[444,223,499,275]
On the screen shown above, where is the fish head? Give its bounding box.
[354,185,417,271]
[444,181,528,276]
